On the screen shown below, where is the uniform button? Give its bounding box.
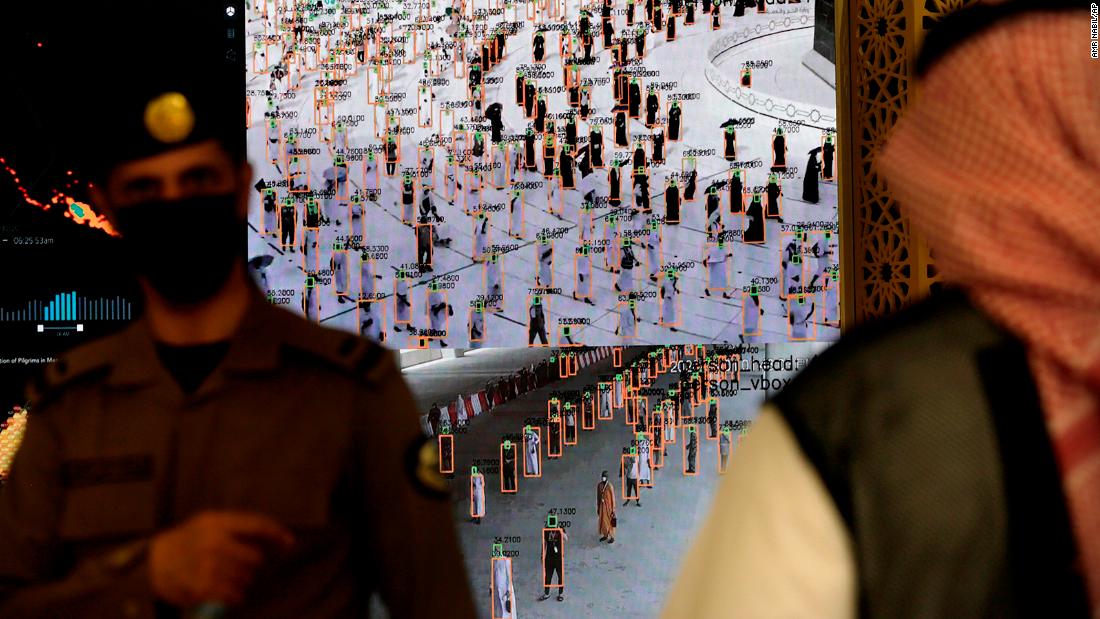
[106,547,132,568]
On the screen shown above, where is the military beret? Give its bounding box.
[60,12,244,183]
[78,83,244,183]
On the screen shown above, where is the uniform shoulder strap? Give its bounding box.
[277,313,391,381]
[26,336,117,410]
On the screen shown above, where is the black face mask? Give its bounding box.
[111,193,245,305]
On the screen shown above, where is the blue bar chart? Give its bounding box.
[0,291,132,322]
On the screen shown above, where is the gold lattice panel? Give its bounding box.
[837,0,977,326]
[912,0,979,296]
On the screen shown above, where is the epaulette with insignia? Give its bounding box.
[25,348,113,411]
[405,434,450,500]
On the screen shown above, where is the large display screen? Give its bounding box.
[245,0,840,349]
[1,2,842,615]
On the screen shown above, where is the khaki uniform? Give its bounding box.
[0,286,475,619]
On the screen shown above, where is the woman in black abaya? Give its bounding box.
[802,147,821,204]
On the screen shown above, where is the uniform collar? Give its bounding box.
[220,285,284,373]
[104,320,160,387]
[107,284,283,387]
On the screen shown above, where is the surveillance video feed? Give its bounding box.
[0,0,844,616]
[244,0,839,615]
[402,341,829,616]
[244,0,839,350]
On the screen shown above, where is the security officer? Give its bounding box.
[0,87,476,618]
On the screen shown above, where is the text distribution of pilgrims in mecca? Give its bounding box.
[245,0,840,349]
